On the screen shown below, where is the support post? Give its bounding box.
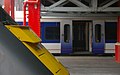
[4,0,14,19]
[115,17,120,63]
[23,0,41,37]
[115,1,120,63]
[11,0,15,19]
[4,0,11,14]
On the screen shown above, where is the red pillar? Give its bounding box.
[4,0,14,19]
[23,0,41,37]
[115,17,120,63]
[115,1,120,63]
[4,0,11,14]
[117,17,120,42]
[11,0,15,19]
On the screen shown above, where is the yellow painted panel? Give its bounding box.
[6,25,41,43]
[6,25,69,75]
[23,42,69,75]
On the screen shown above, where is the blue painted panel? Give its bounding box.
[41,22,60,43]
[92,24,105,54]
[16,22,28,26]
[105,40,116,43]
[92,37,105,54]
[61,41,72,54]
[61,24,72,54]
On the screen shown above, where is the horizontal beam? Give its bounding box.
[41,12,120,17]
[42,7,120,12]
[41,16,117,20]
[14,11,119,19]
[98,7,120,12]
[42,7,91,12]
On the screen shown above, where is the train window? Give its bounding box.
[95,24,101,43]
[41,22,60,43]
[64,24,70,43]
[105,22,117,43]
[45,27,60,40]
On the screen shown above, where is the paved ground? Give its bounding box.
[56,56,120,75]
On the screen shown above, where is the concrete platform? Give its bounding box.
[56,56,120,75]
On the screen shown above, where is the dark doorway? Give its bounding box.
[73,21,90,53]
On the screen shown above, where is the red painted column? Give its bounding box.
[115,17,120,63]
[117,17,120,42]
[11,0,15,19]
[4,0,14,19]
[4,0,11,14]
[23,0,41,37]
[115,1,120,63]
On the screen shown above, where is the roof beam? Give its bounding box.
[41,4,45,9]
[69,0,89,8]
[99,0,111,6]
[42,7,120,12]
[41,12,120,17]
[48,0,67,9]
[99,7,120,12]
[91,0,98,11]
[99,0,119,10]
[46,0,55,4]
[44,7,91,12]
[59,1,69,7]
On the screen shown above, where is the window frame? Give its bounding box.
[64,24,70,43]
[95,24,101,43]
[41,22,60,43]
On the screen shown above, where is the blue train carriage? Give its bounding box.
[16,15,117,55]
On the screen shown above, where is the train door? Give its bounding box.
[72,21,91,53]
[92,20,105,54]
[61,20,72,54]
